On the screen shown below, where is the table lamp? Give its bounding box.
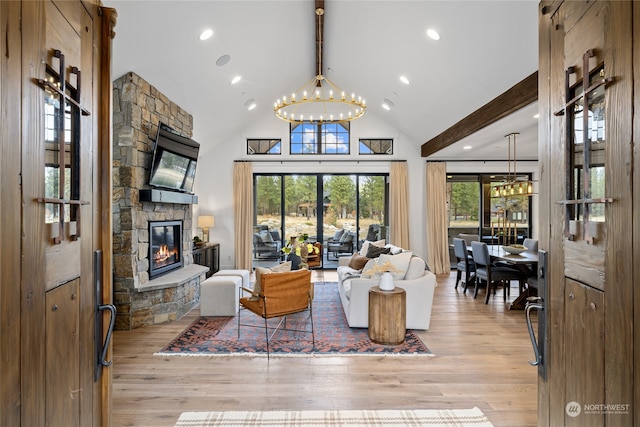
[198,215,215,242]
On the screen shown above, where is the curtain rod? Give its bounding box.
[235,159,406,163]
[426,158,538,163]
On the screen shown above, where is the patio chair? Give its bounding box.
[252,232,280,259]
[327,231,355,259]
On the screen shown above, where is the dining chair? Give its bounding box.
[453,238,475,293]
[523,238,538,253]
[471,241,527,304]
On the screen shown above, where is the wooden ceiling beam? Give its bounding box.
[421,71,538,157]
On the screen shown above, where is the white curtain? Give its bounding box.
[425,162,450,274]
[233,161,253,270]
[389,161,410,249]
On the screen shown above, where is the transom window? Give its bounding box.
[359,138,393,155]
[290,122,350,154]
[247,138,281,155]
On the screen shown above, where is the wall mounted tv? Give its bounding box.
[148,123,200,194]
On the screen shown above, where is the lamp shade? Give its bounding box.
[198,215,215,228]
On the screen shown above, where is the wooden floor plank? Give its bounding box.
[112,271,537,427]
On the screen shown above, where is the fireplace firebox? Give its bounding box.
[149,220,183,278]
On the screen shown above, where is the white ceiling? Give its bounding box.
[106,0,539,160]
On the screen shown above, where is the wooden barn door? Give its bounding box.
[538,1,635,425]
[16,1,116,426]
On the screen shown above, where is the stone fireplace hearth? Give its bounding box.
[112,72,206,331]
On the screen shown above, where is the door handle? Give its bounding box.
[98,303,116,366]
[94,250,117,381]
[525,296,543,366]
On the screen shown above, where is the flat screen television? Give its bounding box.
[148,123,200,194]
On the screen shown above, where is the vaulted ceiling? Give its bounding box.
[106,0,539,160]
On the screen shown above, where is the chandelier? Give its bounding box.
[492,132,534,197]
[274,3,366,124]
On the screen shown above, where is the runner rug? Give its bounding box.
[174,408,494,427]
[156,282,432,357]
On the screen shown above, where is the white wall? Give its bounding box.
[192,109,536,270]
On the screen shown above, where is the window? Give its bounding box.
[359,139,393,155]
[290,122,350,154]
[446,173,532,246]
[247,138,281,155]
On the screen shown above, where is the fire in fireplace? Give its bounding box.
[149,220,183,278]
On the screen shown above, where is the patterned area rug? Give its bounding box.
[156,282,432,357]
[174,408,494,427]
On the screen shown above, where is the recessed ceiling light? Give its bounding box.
[199,29,213,41]
[245,98,256,110]
[426,28,441,41]
[399,76,410,85]
[382,103,391,111]
[231,75,242,85]
[533,113,540,119]
[463,145,472,150]
[216,54,231,67]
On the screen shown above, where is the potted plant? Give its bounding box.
[282,234,319,270]
[193,236,204,248]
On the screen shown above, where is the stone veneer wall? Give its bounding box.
[112,72,202,330]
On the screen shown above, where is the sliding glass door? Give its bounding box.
[254,173,388,269]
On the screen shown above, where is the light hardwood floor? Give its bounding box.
[112,271,538,427]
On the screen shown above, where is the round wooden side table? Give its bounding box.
[368,286,406,345]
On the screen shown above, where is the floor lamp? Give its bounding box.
[198,215,215,243]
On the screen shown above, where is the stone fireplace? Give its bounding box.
[112,72,206,330]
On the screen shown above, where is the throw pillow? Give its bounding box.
[339,231,353,243]
[378,252,413,280]
[359,239,386,257]
[360,259,378,278]
[332,229,344,241]
[348,253,370,270]
[252,261,292,300]
[384,244,403,255]
[366,244,390,259]
[259,230,274,243]
[404,255,427,280]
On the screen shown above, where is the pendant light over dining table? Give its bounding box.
[492,132,535,197]
[274,0,366,124]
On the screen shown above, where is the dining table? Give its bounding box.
[475,245,539,310]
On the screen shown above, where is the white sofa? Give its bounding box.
[336,251,437,330]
